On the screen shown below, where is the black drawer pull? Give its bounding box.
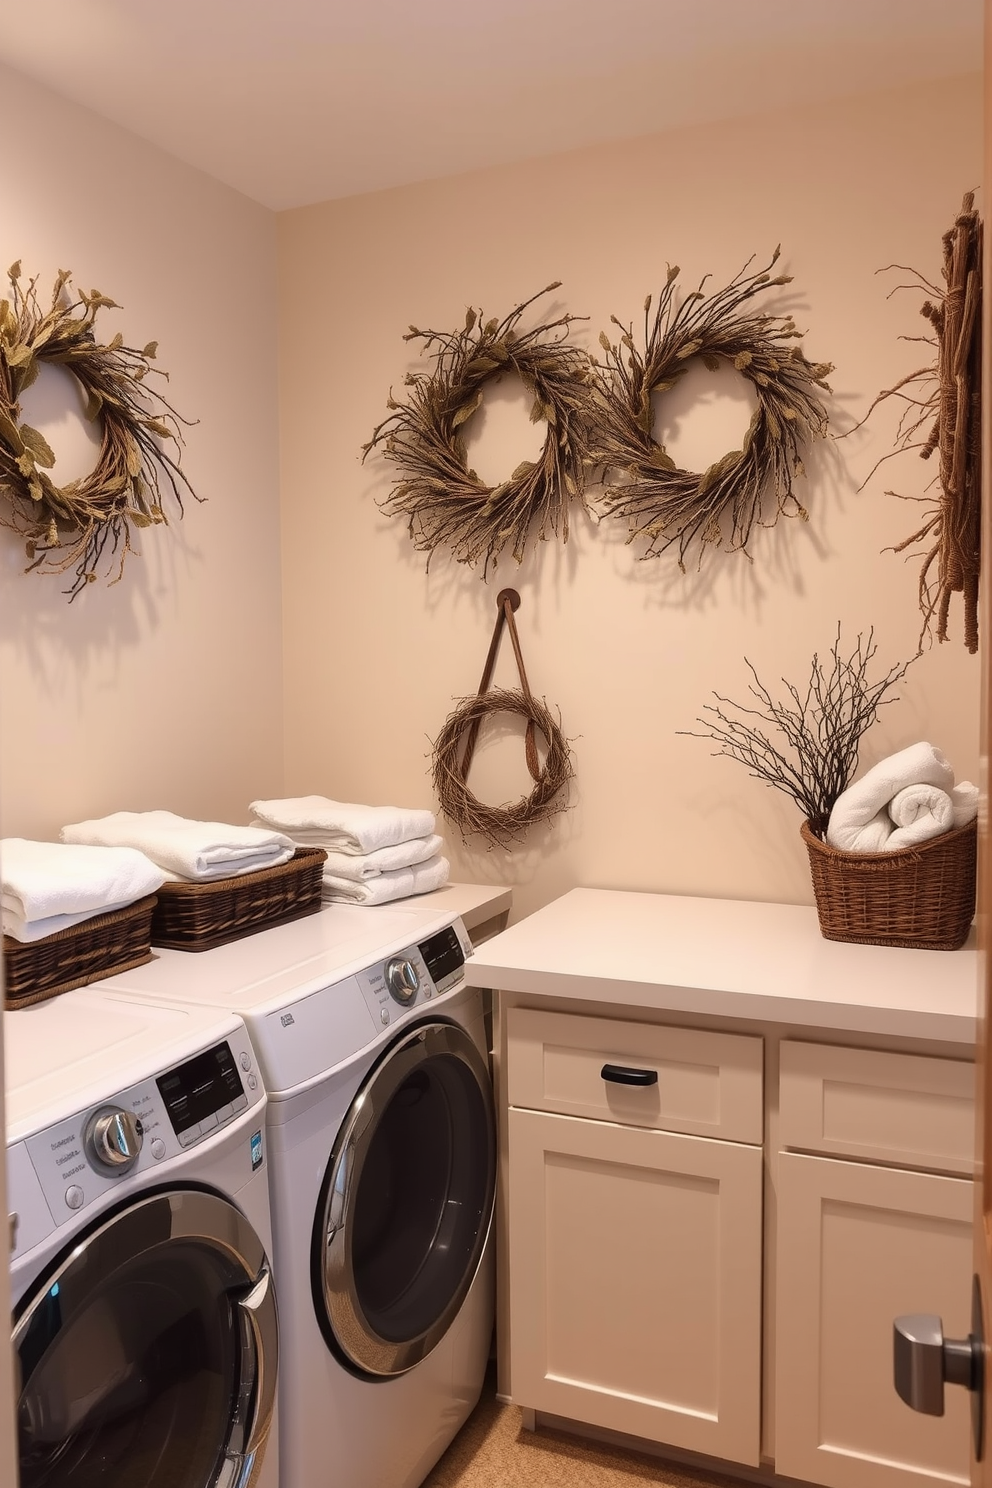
[601,1063,658,1087]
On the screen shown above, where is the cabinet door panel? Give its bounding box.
[508,1107,762,1463]
[776,1152,972,1488]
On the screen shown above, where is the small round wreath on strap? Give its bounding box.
[0,261,199,599]
[587,249,833,570]
[364,284,592,576]
[432,590,574,849]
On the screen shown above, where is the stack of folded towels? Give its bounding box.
[1,838,166,943]
[250,795,449,906]
[60,810,296,881]
[826,742,979,854]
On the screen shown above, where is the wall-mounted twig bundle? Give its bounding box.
[0,262,200,599]
[680,627,913,838]
[587,250,833,569]
[364,285,592,576]
[431,590,574,848]
[855,194,982,653]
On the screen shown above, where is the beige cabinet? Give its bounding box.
[505,1008,764,1463]
[775,1041,975,1488]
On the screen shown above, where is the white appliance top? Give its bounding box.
[98,901,464,1015]
[4,988,247,1143]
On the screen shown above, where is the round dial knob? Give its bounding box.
[384,957,420,1006]
[85,1107,144,1173]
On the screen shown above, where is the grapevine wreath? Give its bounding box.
[364,284,593,575]
[0,261,199,599]
[587,250,833,569]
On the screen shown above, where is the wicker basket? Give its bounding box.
[800,818,977,951]
[3,895,157,1010]
[151,846,326,952]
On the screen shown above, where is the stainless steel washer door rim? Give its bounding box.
[13,1188,278,1488]
[317,1020,496,1378]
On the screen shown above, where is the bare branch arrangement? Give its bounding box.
[432,687,574,850]
[587,250,833,569]
[363,284,593,576]
[854,194,982,653]
[0,262,200,599]
[681,629,913,837]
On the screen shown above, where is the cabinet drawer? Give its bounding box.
[779,1041,974,1174]
[507,1007,763,1143]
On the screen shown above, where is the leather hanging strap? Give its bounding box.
[459,589,541,782]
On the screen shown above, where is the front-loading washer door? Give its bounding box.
[13,1188,277,1488]
[313,1019,496,1378]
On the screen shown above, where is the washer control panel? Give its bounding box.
[23,1034,263,1227]
[356,917,473,1028]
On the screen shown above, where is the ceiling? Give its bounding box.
[0,0,982,211]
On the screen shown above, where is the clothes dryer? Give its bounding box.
[5,987,278,1488]
[100,903,496,1488]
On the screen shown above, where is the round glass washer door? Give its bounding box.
[313,1019,496,1378]
[13,1187,278,1488]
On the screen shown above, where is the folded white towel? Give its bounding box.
[251,796,436,855]
[320,855,450,907]
[885,784,954,851]
[61,811,295,881]
[318,835,444,883]
[826,743,955,853]
[3,898,145,944]
[951,781,980,829]
[1,839,165,937]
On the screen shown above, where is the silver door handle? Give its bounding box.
[893,1314,981,1414]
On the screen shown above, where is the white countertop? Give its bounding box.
[463,888,979,1046]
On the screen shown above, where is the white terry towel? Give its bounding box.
[318,835,443,883]
[251,795,436,855]
[61,811,295,881]
[951,781,980,829]
[826,743,955,853]
[885,784,954,852]
[321,855,449,907]
[1,838,165,943]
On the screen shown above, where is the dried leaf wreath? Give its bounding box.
[587,250,834,569]
[853,194,983,653]
[431,590,574,849]
[363,284,592,575]
[0,261,199,599]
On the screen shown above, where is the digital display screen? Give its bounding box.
[156,1041,245,1136]
[419,926,465,987]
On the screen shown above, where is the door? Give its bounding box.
[312,1019,496,1378]
[12,1188,277,1488]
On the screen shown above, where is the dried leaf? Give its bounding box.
[19,425,56,469]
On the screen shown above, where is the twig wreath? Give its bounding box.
[363,284,592,575]
[852,193,982,653]
[587,249,833,569]
[0,261,199,599]
[431,590,574,849]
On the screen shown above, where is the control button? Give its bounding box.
[85,1106,143,1173]
[385,956,420,1006]
[422,985,433,998]
[240,1052,252,1071]
[247,1073,258,1091]
[64,1186,84,1211]
[179,1128,198,1148]
[150,1138,167,1161]
[215,1103,234,1125]
[380,1008,390,1026]
[199,1111,218,1135]
[232,1095,248,1114]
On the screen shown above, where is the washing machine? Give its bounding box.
[99,902,497,1488]
[5,985,279,1488]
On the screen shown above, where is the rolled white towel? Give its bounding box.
[61,811,295,881]
[885,784,954,851]
[1,839,165,942]
[951,781,980,829]
[251,795,436,854]
[826,743,954,853]
[320,855,450,907]
[318,835,444,883]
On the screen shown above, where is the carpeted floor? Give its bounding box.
[420,1367,750,1488]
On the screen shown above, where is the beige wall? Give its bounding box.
[277,75,984,922]
[0,63,285,841]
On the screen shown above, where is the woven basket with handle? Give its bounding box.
[800,818,977,951]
